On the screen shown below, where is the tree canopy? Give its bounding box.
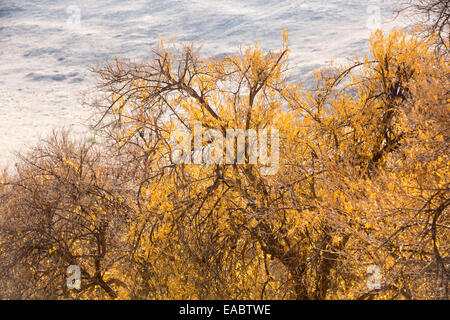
[0,27,448,299]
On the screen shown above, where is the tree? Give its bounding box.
[401,0,449,55]
[0,29,448,299]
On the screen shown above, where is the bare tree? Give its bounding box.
[401,0,450,54]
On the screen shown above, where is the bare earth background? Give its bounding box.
[0,0,407,167]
